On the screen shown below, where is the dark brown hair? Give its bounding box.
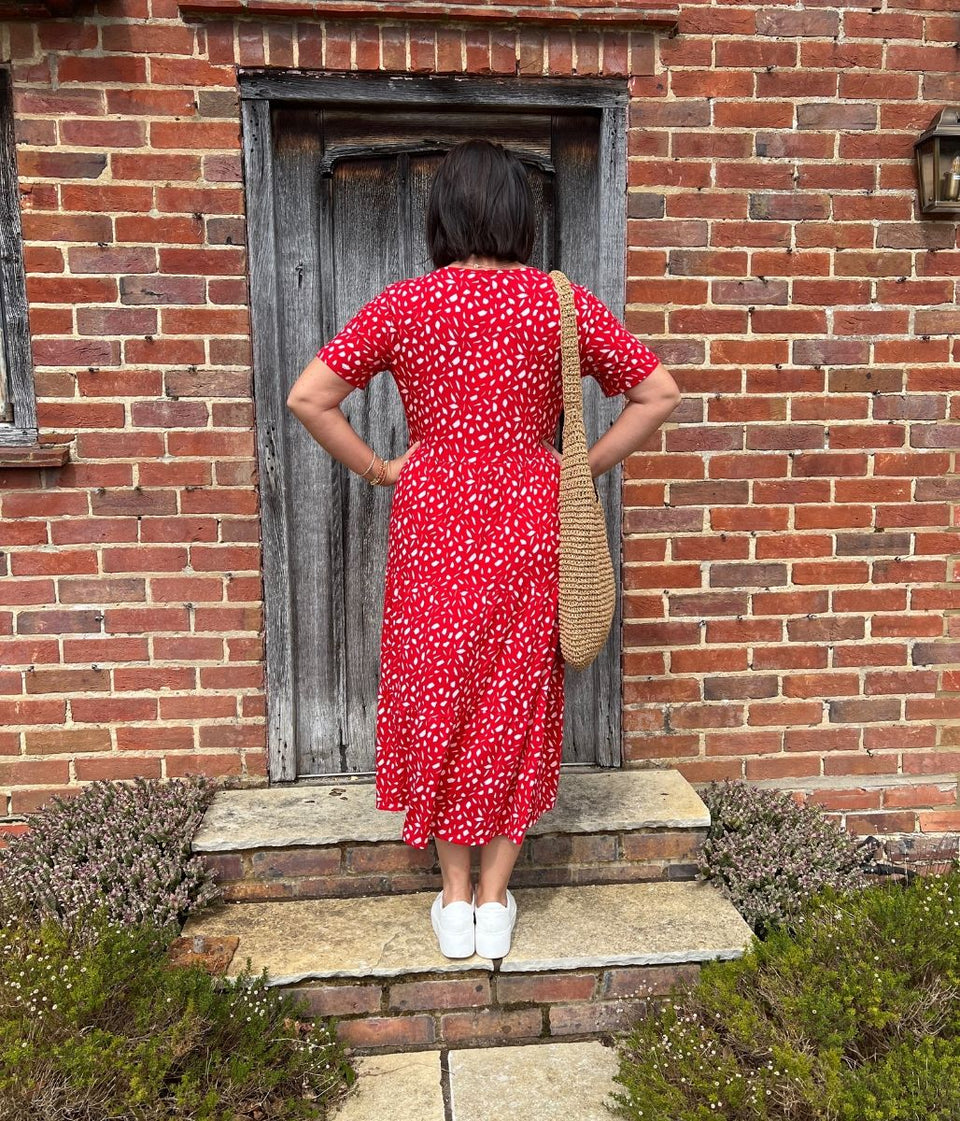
[425,139,536,268]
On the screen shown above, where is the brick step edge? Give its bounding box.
[199,827,709,902]
[286,959,703,1053]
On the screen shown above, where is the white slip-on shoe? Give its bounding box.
[430,889,476,959]
[474,888,517,959]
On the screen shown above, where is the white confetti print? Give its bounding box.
[317,264,661,849]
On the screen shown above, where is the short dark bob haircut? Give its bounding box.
[425,139,537,269]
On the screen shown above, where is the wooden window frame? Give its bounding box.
[0,67,39,449]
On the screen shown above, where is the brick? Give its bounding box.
[0,758,70,785]
[150,120,240,150]
[344,842,437,874]
[114,721,192,748]
[69,247,157,274]
[250,847,342,879]
[440,1007,542,1043]
[600,963,699,999]
[334,1015,434,1049]
[298,983,382,1017]
[496,972,596,1005]
[120,275,205,305]
[101,23,196,54]
[21,212,111,244]
[548,1001,644,1035]
[621,832,703,863]
[25,728,112,754]
[16,89,104,116]
[75,756,162,781]
[15,608,101,634]
[528,832,619,866]
[59,120,146,148]
[389,976,490,1011]
[106,88,197,116]
[77,307,157,336]
[25,667,109,694]
[150,57,234,87]
[17,151,107,179]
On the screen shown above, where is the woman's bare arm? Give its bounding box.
[586,363,681,480]
[286,356,418,484]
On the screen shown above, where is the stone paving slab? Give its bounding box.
[193,768,709,850]
[180,880,753,984]
[326,1041,627,1121]
[449,1040,623,1121]
[329,1049,444,1121]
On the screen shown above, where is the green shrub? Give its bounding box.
[0,908,357,1121]
[607,862,960,1121]
[697,778,875,937]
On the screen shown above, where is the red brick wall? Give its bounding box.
[0,1,958,844]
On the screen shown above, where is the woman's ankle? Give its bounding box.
[475,885,508,907]
[442,881,474,905]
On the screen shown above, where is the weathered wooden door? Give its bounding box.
[241,75,628,782]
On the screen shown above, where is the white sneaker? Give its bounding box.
[430,889,475,959]
[474,889,517,959]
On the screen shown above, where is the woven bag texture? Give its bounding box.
[549,269,616,671]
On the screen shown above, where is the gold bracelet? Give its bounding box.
[370,457,389,486]
[360,449,378,480]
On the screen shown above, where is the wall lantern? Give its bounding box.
[914,107,960,214]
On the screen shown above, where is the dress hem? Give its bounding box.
[377,798,558,851]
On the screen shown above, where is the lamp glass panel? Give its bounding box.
[916,138,936,206]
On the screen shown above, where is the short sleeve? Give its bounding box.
[316,286,397,391]
[570,283,661,397]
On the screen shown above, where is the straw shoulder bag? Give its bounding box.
[548,269,616,671]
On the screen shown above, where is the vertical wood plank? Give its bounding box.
[241,96,298,781]
[551,107,622,767]
[595,101,629,769]
[273,105,343,777]
[0,68,38,447]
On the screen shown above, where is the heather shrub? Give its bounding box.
[0,775,221,937]
[697,778,875,937]
[606,863,960,1121]
[0,909,357,1121]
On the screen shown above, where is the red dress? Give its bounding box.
[317,264,661,849]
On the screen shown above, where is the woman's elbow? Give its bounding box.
[626,363,681,408]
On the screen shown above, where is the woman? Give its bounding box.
[286,139,682,962]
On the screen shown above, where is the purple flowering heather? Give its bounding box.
[0,775,221,936]
[696,778,876,936]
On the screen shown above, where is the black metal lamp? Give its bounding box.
[914,107,960,214]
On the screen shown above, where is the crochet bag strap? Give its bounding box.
[548,268,617,672]
[549,269,589,477]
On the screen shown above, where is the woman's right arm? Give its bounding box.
[586,361,681,480]
[569,282,681,479]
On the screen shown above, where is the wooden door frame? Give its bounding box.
[239,70,630,782]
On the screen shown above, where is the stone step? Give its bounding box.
[193,768,711,901]
[329,1040,623,1121]
[181,878,753,1052]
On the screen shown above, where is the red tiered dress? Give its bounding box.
[317,264,661,849]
